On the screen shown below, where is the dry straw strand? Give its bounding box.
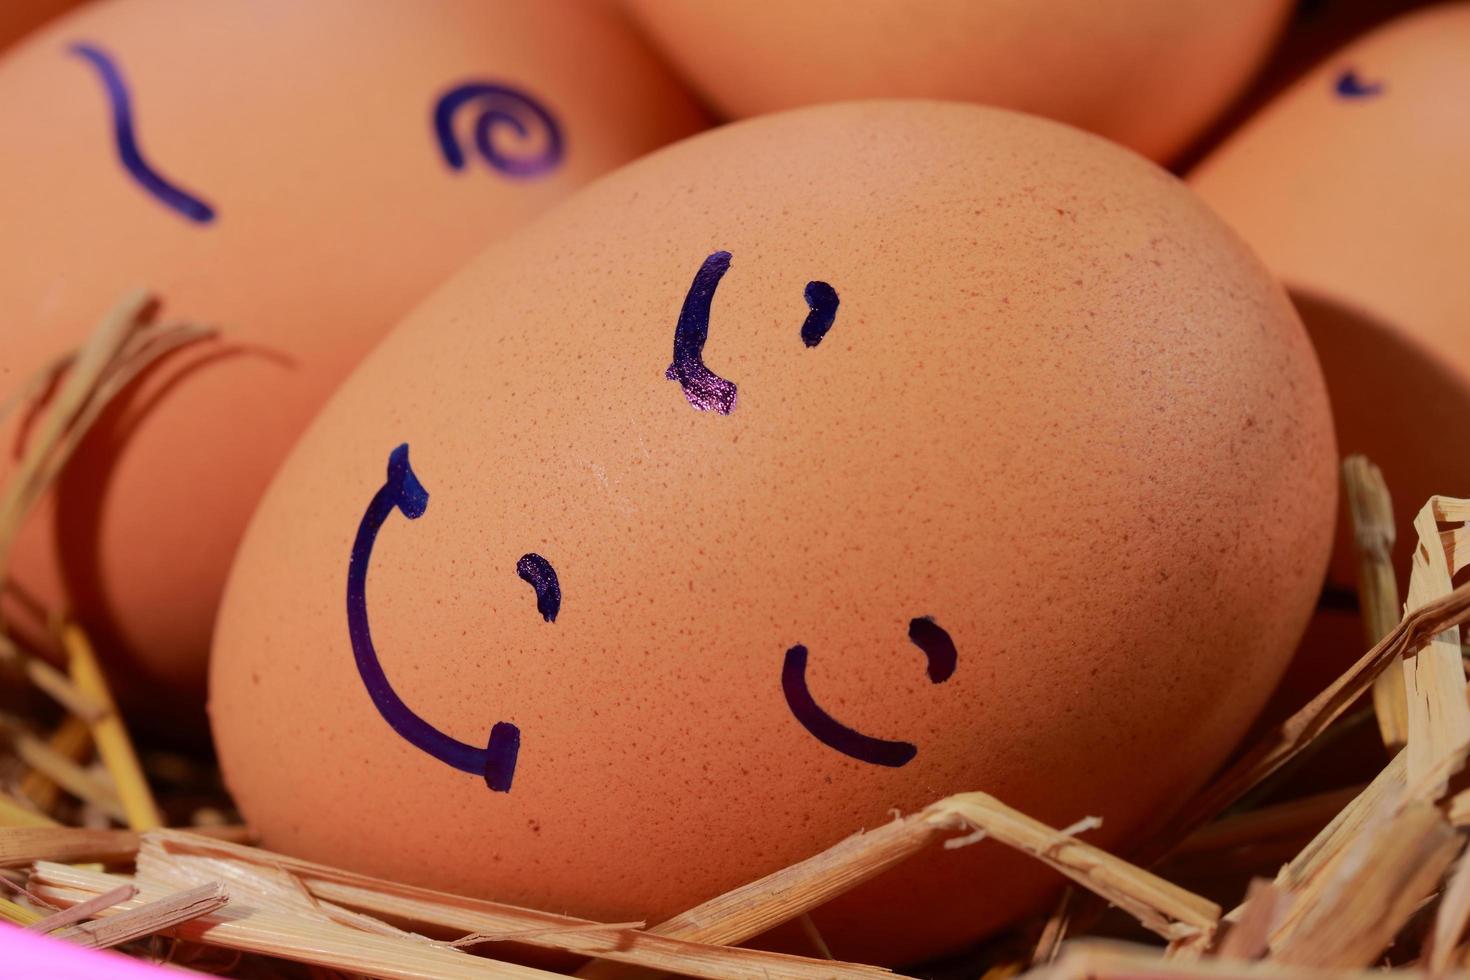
[26,882,136,934]
[1342,456,1407,748]
[0,790,59,828]
[1270,803,1460,968]
[1402,498,1470,799]
[0,824,253,868]
[63,622,162,829]
[8,726,127,823]
[1216,880,1282,962]
[138,830,895,980]
[49,880,228,950]
[1425,844,1470,975]
[20,714,93,814]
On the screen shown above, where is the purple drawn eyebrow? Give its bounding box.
[68,42,216,224]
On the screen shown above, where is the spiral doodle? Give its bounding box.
[432,81,564,178]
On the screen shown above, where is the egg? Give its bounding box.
[622,0,1292,163]
[0,0,704,700]
[210,101,1336,965]
[0,0,78,50]
[1188,3,1470,589]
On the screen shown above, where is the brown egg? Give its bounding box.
[1188,3,1470,590]
[622,0,1291,163]
[210,101,1335,965]
[0,0,704,699]
[0,0,79,50]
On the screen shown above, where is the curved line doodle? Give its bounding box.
[1334,68,1384,100]
[516,553,561,623]
[346,444,521,792]
[782,617,958,767]
[800,281,840,348]
[432,81,564,178]
[67,43,216,224]
[667,250,739,414]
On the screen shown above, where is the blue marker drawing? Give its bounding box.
[1335,68,1384,100]
[782,617,958,767]
[347,444,520,792]
[433,81,564,178]
[800,281,839,348]
[68,43,216,224]
[516,553,561,623]
[667,250,739,414]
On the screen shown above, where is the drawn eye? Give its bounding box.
[666,250,840,414]
[1334,68,1384,100]
[432,81,564,178]
[68,42,216,224]
[782,617,957,768]
[516,553,561,623]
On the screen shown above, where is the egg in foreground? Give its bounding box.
[211,101,1336,965]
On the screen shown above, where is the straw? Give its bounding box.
[20,715,93,814]
[1342,456,1407,748]
[62,622,162,830]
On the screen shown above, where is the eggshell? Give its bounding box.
[210,101,1336,965]
[0,0,79,49]
[0,0,704,699]
[622,0,1291,163]
[1188,3,1470,590]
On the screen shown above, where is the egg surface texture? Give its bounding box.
[211,101,1336,965]
[1189,3,1470,587]
[623,0,1291,163]
[0,0,704,696]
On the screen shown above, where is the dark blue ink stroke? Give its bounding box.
[800,281,839,348]
[908,616,956,683]
[347,444,520,792]
[783,617,958,767]
[67,43,216,224]
[516,553,561,623]
[433,81,563,178]
[666,251,738,414]
[1335,69,1384,100]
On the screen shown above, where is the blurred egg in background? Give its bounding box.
[0,0,78,50]
[0,0,705,710]
[1189,3,1470,637]
[210,100,1336,966]
[622,0,1293,163]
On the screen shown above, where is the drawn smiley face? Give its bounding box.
[345,250,959,790]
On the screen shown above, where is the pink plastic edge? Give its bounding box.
[0,922,177,978]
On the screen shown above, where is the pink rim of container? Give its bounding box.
[0,922,177,978]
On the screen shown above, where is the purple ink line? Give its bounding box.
[433,81,563,178]
[516,553,561,623]
[68,43,216,224]
[800,281,839,348]
[346,444,520,792]
[908,617,956,683]
[782,617,957,767]
[782,644,917,767]
[1335,69,1383,99]
[666,250,739,415]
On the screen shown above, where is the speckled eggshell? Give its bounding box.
[622,0,1292,163]
[210,101,1336,965]
[1189,3,1470,591]
[0,0,704,700]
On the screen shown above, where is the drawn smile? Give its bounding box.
[781,617,958,767]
